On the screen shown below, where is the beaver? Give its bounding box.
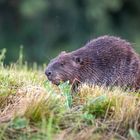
[45,36,140,89]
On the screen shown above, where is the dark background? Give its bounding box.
[0,0,140,64]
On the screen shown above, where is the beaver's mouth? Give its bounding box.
[47,77,63,85]
[51,79,61,85]
[45,72,66,85]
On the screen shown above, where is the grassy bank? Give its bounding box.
[0,49,140,140]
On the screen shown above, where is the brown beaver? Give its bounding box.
[45,36,140,89]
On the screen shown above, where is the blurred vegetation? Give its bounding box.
[0,0,140,64]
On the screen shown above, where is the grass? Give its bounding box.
[0,48,140,140]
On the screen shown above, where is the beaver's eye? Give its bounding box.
[60,62,65,66]
[73,56,83,65]
[75,57,81,63]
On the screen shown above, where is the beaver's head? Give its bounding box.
[45,51,85,85]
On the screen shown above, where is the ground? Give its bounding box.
[0,50,140,140]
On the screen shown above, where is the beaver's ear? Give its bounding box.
[73,56,83,65]
[60,51,66,55]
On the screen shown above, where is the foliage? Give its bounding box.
[83,95,114,118]
[0,48,6,66]
[0,0,140,64]
[129,129,140,140]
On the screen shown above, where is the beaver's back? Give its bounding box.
[72,36,140,88]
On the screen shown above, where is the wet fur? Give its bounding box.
[46,36,140,89]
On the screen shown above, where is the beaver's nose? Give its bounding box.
[45,70,52,77]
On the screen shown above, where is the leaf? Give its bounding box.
[59,81,72,108]
[10,117,29,130]
[129,129,140,140]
